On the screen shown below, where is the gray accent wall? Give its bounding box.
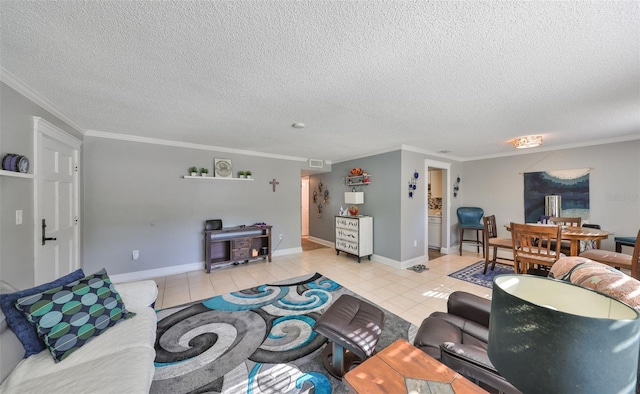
[82,136,304,275]
[400,150,427,261]
[309,150,403,261]
[0,82,83,289]
[309,150,461,265]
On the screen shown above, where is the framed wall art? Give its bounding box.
[523,168,590,223]
[214,158,232,178]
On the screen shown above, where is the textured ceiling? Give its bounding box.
[1,1,639,162]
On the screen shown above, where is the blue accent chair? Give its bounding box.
[616,236,637,253]
[457,207,484,257]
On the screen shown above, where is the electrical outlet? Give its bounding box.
[413,240,417,247]
[132,250,139,260]
[15,210,22,225]
[279,234,283,240]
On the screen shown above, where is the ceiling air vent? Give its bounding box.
[309,159,324,168]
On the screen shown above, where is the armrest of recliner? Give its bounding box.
[440,342,519,394]
[440,342,495,372]
[447,291,491,328]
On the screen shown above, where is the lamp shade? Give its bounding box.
[488,275,640,394]
[344,192,364,205]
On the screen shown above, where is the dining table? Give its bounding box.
[505,224,610,256]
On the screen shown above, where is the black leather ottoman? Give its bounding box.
[313,294,385,378]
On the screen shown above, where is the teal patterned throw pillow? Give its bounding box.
[14,269,135,362]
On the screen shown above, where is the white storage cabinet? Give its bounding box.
[335,216,373,262]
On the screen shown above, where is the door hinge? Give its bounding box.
[74,165,79,172]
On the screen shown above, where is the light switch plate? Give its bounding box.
[16,210,22,225]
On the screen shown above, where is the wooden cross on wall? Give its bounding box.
[269,178,279,192]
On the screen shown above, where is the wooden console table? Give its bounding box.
[344,339,488,393]
[204,225,272,273]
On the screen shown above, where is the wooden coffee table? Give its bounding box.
[343,339,488,393]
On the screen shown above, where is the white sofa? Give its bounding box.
[0,280,158,394]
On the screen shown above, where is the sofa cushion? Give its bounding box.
[14,269,135,362]
[0,306,157,393]
[0,269,85,358]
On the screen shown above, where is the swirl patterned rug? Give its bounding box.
[151,272,417,394]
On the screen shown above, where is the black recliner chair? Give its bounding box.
[413,291,520,394]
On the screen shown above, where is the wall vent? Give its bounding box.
[309,159,324,168]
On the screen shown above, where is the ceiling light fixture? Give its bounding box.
[512,135,542,149]
[291,123,305,129]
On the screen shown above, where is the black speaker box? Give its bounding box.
[205,219,223,231]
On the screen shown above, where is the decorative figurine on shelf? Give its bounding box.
[350,168,363,176]
[348,206,359,216]
[339,206,347,216]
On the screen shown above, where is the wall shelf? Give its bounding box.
[345,174,371,186]
[183,176,254,181]
[0,170,34,179]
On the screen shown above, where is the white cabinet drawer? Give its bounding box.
[336,228,358,241]
[336,217,359,230]
[336,239,358,253]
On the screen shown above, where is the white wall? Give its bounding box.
[0,83,84,289]
[459,141,640,250]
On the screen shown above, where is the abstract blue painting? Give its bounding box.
[523,168,590,223]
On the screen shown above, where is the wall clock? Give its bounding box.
[17,156,30,173]
[214,158,232,178]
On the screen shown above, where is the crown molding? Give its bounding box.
[461,134,640,162]
[400,145,463,161]
[85,129,309,162]
[0,67,87,135]
[333,144,465,164]
[331,145,404,164]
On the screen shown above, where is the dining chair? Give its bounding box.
[457,207,484,257]
[580,229,640,279]
[546,216,582,254]
[482,215,513,274]
[548,217,582,227]
[510,222,563,275]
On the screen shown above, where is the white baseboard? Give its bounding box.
[368,254,427,270]
[110,262,204,283]
[439,246,457,254]
[110,248,302,283]
[273,247,303,256]
[308,236,334,248]
[454,244,514,261]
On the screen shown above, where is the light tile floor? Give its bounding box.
[151,246,508,327]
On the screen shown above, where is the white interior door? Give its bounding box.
[34,118,81,285]
[301,178,309,236]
